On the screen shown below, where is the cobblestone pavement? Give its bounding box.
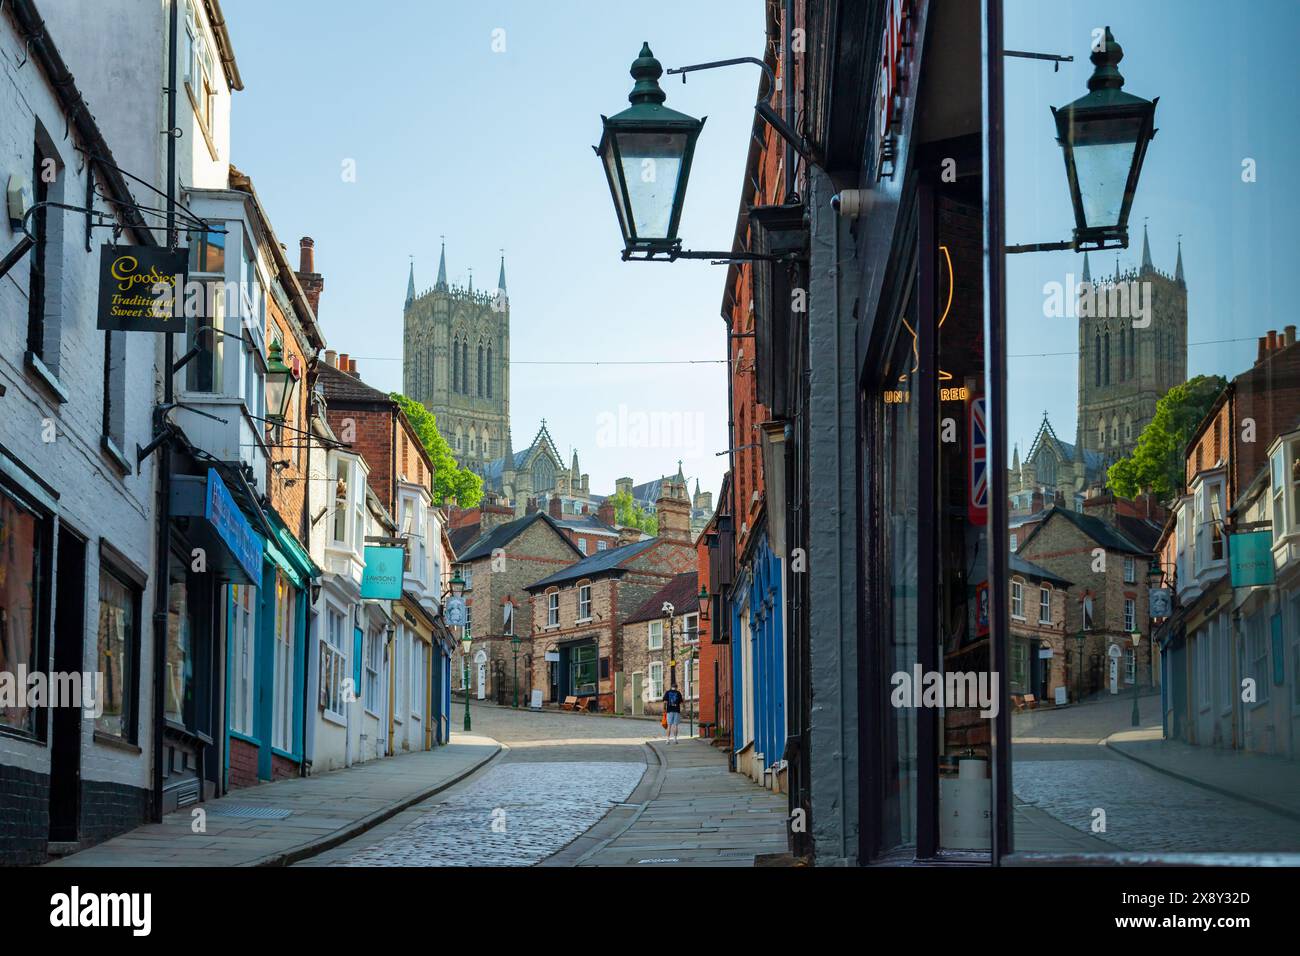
[301,702,661,866]
[1012,695,1300,853]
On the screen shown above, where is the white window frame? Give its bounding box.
[1010,580,1024,620]
[394,627,406,725]
[578,584,592,621]
[648,661,664,700]
[648,619,664,650]
[230,583,256,735]
[1124,556,1135,584]
[683,612,699,643]
[1124,597,1136,633]
[547,591,559,627]
[322,605,347,722]
[1038,587,1051,625]
[1124,648,1135,684]
[597,540,608,551]
[364,629,382,716]
[272,572,295,752]
[1248,612,1270,705]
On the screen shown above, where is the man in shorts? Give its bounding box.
[663,682,684,742]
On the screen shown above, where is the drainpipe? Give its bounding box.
[150,0,180,823]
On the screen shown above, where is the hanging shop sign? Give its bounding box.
[360,545,405,600]
[203,467,262,584]
[874,0,917,180]
[444,596,467,627]
[1148,587,1172,618]
[1228,531,1275,588]
[96,244,188,332]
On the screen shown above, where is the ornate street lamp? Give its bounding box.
[697,584,710,622]
[264,340,298,423]
[461,631,473,733]
[1050,26,1158,251]
[511,634,522,709]
[1129,627,1142,726]
[596,43,705,260]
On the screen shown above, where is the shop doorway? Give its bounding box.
[48,525,86,845]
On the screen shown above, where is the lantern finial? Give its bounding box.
[1087,26,1125,92]
[628,43,667,106]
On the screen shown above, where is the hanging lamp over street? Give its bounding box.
[596,43,705,258]
[1051,26,1158,251]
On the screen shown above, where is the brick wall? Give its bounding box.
[227,737,259,790]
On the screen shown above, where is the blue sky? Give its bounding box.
[1004,0,1300,460]
[222,0,761,501]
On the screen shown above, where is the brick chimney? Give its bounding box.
[1030,489,1044,514]
[618,526,642,547]
[349,358,358,377]
[525,497,538,515]
[548,496,563,518]
[338,352,349,371]
[479,501,514,533]
[296,237,325,317]
[597,497,616,526]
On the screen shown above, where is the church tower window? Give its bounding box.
[451,337,459,393]
[478,344,484,397]
[1104,332,1111,386]
[462,341,469,394]
[1094,332,1102,387]
[1098,418,1106,448]
[1129,326,1136,378]
[1119,330,1126,381]
[487,346,493,398]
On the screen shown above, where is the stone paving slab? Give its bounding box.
[570,739,789,867]
[47,736,500,867]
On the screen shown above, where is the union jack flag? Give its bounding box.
[969,397,987,526]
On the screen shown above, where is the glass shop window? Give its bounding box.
[0,487,46,735]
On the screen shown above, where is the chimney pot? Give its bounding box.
[1287,325,1297,348]
[1258,337,1268,364]
[349,358,358,376]
[324,349,337,368]
[299,237,315,274]
[338,352,349,370]
[1269,329,1278,352]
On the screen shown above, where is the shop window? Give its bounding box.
[229,582,256,735]
[321,606,347,719]
[272,573,296,751]
[96,565,140,741]
[572,644,597,695]
[0,486,47,736]
[1011,642,1027,691]
[165,577,194,727]
[364,630,382,714]
[1248,613,1269,705]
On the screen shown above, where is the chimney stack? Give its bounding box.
[1287,325,1297,348]
[338,352,349,371]
[548,496,562,518]
[1258,336,1268,364]
[325,349,337,368]
[618,526,642,547]
[597,497,616,526]
[349,358,358,377]
[296,236,325,317]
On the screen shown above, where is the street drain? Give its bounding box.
[207,805,293,819]
[637,857,680,864]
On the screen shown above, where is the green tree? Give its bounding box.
[390,393,483,508]
[1107,374,1227,501]
[610,488,658,535]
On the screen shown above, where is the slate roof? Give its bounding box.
[1009,553,1072,588]
[317,360,391,404]
[1020,506,1151,556]
[448,523,482,557]
[525,538,659,591]
[456,511,580,563]
[624,572,700,624]
[549,514,618,535]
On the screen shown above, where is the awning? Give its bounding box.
[264,506,320,590]
[170,468,263,586]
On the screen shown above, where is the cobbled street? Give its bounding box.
[300,703,662,867]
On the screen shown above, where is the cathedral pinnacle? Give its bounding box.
[435,239,448,291]
[405,258,415,309]
[1175,237,1185,288]
[1140,221,1153,274]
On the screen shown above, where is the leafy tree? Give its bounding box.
[390,393,483,508]
[1107,374,1227,501]
[610,488,658,535]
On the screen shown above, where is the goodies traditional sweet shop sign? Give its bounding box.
[96,244,189,332]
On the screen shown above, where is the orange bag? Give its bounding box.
[661,712,668,729]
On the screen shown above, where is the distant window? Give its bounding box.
[649,620,664,650]
[578,539,587,555]
[597,541,608,552]
[578,585,592,621]
[1038,587,1051,624]
[547,592,559,627]
[1011,581,1024,619]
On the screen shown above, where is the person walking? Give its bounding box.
[663,682,684,743]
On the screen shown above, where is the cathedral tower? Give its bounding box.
[1076,225,1187,472]
[403,243,511,473]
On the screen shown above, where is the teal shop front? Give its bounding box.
[223,508,321,789]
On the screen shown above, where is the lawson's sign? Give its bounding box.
[361,546,406,600]
[1229,531,1275,588]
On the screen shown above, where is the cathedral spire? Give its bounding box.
[435,239,448,291]
[1140,221,1153,274]
[1081,251,1091,283]
[498,253,507,294]
[1012,443,1020,473]
[405,258,415,309]
[1175,237,1185,287]
[571,448,580,476]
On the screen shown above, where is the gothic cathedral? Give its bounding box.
[1009,226,1188,504]
[403,242,510,474]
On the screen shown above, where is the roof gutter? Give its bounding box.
[203,0,245,91]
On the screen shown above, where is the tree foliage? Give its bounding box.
[390,393,483,508]
[610,488,658,535]
[1107,374,1228,501]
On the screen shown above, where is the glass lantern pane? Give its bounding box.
[602,143,629,240]
[1068,116,1142,229]
[615,131,687,241]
